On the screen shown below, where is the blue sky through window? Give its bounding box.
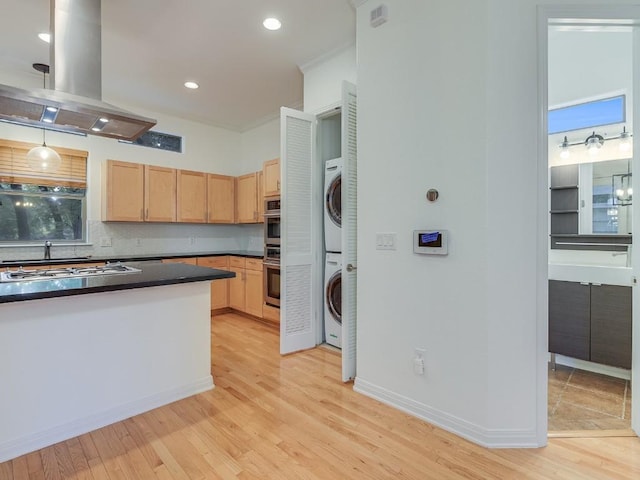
[549,95,625,134]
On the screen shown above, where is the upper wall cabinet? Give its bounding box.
[236,172,261,223]
[103,160,177,222]
[145,165,176,222]
[263,158,280,197]
[207,173,236,223]
[177,170,207,223]
[102,160,145,222]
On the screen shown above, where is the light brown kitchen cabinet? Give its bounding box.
[228,257,246,311]
[236,172,260,223]
[207,174,235,223]
[263,158,280,197]
[144,165,176,222]
[257,171,264,222]
[103,159,176,223]
[177,170,207,223]
[244,262,264,317]
[102,160,144,221]
[227,256,263,316]
[197,256,230,310]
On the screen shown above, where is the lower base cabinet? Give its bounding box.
[196,256,229,309]
[228,256,264,317]
[549,280,632,369]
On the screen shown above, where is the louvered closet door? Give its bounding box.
[280,107,319,355]
[341,81,358,382]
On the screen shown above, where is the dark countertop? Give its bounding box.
[0,262,235,304]
[0,250,264,267]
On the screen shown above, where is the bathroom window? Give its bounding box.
[549,95,625,134]
[0,141,87,243]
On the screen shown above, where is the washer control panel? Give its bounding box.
[413,230,448,255]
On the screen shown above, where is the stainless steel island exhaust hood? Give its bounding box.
[0,0,156,141]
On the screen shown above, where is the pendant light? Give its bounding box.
[26,63,61,173]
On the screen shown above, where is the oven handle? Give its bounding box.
[263,261,280,268]
[263,212,281,218]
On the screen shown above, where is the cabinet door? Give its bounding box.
[144,165,176,222]
[263,158,280,196]
[236,173,259,223]
[103,160,144,221]
[197,256,229,310]
[207,174,235,223]
[177,170,207,223]
[228,266,245,311]
[245,268,264,317]
[548,280,590,360]
[590,285,632,369]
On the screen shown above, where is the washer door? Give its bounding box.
[326,173,342,227]
[326,270,342,324]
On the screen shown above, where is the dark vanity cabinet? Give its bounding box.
[549,280,632,369]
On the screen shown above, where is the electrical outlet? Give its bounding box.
[99,237,112,247]
[135,238,142,247]
[189,237,196,245]
[413,348,426,375]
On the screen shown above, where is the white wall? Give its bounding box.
[239,117,280,174]
[302,44,357,114]
[352,0,640,448]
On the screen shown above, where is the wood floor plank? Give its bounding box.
[2,312,640,480]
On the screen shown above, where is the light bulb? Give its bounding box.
[26,144,62,172]
[263,17,282,30]
[559,136,570,159]
[628,187,633,196]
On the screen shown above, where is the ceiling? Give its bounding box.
[0,0,356,132]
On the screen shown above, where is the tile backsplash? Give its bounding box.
[0,221,263,261]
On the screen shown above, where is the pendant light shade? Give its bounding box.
[26,144,62,172]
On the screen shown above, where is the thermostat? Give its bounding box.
[413,230,448,255]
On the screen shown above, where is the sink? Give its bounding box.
[548,264,633,286]
[1,257,92,265]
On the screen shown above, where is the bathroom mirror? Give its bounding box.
[579,158,632,235]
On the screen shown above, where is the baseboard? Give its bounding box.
[0,376,214,463]
[353,377,540,448]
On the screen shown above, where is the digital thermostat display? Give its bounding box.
[414,230,448,255]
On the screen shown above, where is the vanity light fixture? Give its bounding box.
[559,136,571,159]
[557,126,633,157]
[619,126,631,152]
[585,131,605,155]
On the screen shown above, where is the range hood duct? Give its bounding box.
[0,0,156,141]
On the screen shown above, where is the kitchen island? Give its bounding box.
[0,262,234,463]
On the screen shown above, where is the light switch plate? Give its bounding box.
[376,232,396,250]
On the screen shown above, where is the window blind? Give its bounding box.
[0,139,88,188]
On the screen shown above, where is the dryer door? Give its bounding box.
[326,270,342,324]
[326,173,342,227]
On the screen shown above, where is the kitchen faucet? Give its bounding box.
[44,240,52,260]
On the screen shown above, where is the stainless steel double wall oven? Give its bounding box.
[264,196,280,307]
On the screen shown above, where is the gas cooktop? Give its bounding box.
[0,263,141,283]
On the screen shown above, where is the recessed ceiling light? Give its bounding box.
[263,17,282,31]
[184,81,199,89]
[38,33,51,43]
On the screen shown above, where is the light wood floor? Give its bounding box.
[2,312,640,480]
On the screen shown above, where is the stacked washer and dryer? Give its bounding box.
[324,158,343,348]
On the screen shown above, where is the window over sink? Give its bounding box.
[0,139,88,244]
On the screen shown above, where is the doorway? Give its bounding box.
[540,7,640,438]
